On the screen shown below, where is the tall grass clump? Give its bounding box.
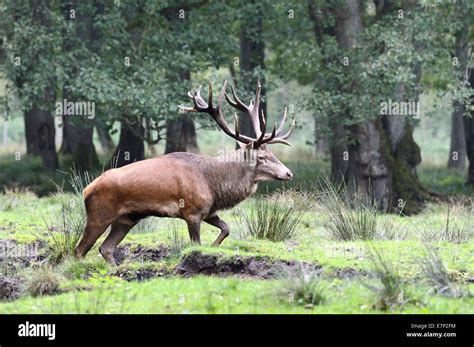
[441,207,474,243]
[41,168,93,264]
[275,264,326,307]
[420,244,470,298]
[25,265,63,297]
[318,177,401,241]
[419,206,474,244]
[364,245,414,311]
[237,196,303,242]
[319,178,376,240]
[165,220,188,257]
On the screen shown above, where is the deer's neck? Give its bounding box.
[207,150,257,212]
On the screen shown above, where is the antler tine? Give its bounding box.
[279,118,296,140]
[229,85,249,113]
[207,81,213,109]
[218,81,227,109]
[259,109,267,134]
[234,113,240,138]
[275,107,287,137]
[252,80,262,116]
[256,122,277,147]
[266,117,296,146]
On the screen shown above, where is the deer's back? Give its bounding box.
[83,153,214,220]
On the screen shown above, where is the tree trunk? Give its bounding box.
[165,70,199,154]
[330,121,349,183]
[238,0,265,140]
[165,115,199,154]
[95,119,115,153]
[448,100,466,169]
[61,115,98,170]
[465,70,474,184]
[111,119,144,168]
[24,107,58,171]
[448,17,469,170]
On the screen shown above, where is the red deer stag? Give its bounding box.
[74,81,295,264]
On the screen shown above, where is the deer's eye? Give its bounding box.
[258,156,266,161]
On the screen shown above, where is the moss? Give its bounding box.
[379,120,430,215]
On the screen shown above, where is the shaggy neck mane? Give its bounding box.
[168,150,257,212]
[207,157,257,211]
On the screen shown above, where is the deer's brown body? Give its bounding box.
[75,81,295,264]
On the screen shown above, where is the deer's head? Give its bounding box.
[180,81,295,182]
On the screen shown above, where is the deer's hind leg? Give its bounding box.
[205,214,230,246]
[99,217,137,265]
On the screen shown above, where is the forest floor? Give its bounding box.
[0,162,473,313]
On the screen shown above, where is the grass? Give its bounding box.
[0,275,472,314]
[318,178,401,241]
[24,265,63,297]
[275,264,326,307]
[0,157,473,313]
[420,244,471,298]
[38,169,92,264]
[364,245,416,311]
[165,220,189,258]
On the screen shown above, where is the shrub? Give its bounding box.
[237,197,302,242]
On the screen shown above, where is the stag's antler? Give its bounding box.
[179,81,296,148]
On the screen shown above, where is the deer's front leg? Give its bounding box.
[185,217,202,244]
[205,214,230,246]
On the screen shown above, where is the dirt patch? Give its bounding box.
[114,244,170,265]
[0,276,23,300]
[174,250,323,279]
[327,267,368,279]
[113,267,171,282]
[112,244,172,281]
